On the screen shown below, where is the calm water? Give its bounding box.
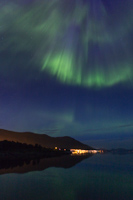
[0,154,132,200]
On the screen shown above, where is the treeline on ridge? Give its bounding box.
[0,140,48,152]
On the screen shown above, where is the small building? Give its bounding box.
[70,149,89,154]
[70,149,99,154]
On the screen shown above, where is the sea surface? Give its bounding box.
[0,153,132,200]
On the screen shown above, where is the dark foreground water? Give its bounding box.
[0,154,132,200]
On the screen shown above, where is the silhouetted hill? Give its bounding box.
[0,129,92,149]
[109,148,133,154]
[0,140,71,164]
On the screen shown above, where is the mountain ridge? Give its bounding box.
[0,129,92,150]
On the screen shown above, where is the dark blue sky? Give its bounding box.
[0,0,133,148]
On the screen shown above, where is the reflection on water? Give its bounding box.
[0,154,132,200]
[0,154,92,175]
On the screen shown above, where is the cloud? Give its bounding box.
[85,123,133,133]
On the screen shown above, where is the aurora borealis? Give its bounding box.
[0,0,133,148]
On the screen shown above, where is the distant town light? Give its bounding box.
[70,149,100,154]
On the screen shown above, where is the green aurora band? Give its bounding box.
[0,0,132,88]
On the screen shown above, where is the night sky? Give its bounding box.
[0,0,133,148]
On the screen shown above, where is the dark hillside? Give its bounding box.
[0,129,92,149]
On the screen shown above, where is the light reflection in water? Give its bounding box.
[0,154,132,200]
